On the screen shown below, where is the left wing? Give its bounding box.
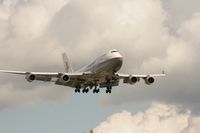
[116,71,166,85]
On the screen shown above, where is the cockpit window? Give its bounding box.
[111,50,118,53]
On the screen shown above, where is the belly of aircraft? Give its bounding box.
[92,58,123,75]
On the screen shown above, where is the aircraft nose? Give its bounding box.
[115,52,122,59]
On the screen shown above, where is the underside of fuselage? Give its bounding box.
[91,57,123,76]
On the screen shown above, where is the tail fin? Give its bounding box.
[62,53,73,72]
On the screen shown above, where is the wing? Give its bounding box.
[0,70,92,88]
[116,71,166,85]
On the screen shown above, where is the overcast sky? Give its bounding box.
[0,0,200,132]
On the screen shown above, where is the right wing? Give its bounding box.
[0,70,92,88]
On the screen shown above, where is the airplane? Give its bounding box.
[0,49,165,94]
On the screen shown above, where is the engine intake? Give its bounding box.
[145,77,155,85]
[129,76,139,84]
[124,76,139,84]
[26,74,36,82]
[60,74,70,83]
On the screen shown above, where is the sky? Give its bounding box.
[0,0,200,132]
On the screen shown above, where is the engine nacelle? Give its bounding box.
[144,77,155,85]
[129,76,139,84]
[124,76,139,84]
[60,74,70,83]
[26,74,36,82]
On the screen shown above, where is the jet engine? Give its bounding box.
[129,76,139,84]
[60,74,70,83]
[144,77,155,85]
[26,74,36,82]
[124,76,139,84]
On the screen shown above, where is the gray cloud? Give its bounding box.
[0,0,200,112]
[0,0,71,109]
[78,0,200,113]
[163,0,200,30]
[101,9,200,112]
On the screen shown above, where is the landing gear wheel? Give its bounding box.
[75,89,80,93]
[106,89,112,94]
[82,88,89,93]
[93,89,100,93]
[93,82,99,93]
[75,85,81,93]
[106,85,112,94]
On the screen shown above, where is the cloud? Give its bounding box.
[92,0,200,113]
[162,0,200,29]
[0,0,70,109]
[0,0,200,111]
[94,102,200,133]
[0,83,69,109]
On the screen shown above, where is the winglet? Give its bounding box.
[62,53,73,72]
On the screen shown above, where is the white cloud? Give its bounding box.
[0,0,200,111]
[94,102,200,133]
[162,0,200,29]
[0,0,70,109]
[0,0,69,68]
[92,0,200,112]
[178,13,200,45]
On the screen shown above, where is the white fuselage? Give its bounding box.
[78,50,123,76]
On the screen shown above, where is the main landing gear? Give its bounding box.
[75,85,81,93]
[75,84,101,93]
[75,88,80,93]
[92,83,100,93]
[106,85,112,94]
[74,83,112,94]
[87,82,100,93]
[75,85,89,93]
[82,88,89,93]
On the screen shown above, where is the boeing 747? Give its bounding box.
[0,49,165,93]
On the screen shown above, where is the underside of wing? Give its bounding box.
[0,70,93,88]
[116,72,165,85]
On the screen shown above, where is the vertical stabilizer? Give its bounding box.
[62,53,73,72]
